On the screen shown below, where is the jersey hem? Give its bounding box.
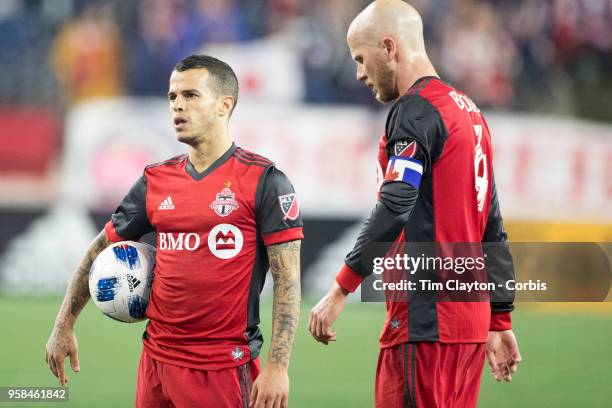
[142,342,253,371]
[380,337,488,348]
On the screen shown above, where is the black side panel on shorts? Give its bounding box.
[402,344,417,408]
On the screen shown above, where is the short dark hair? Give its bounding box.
[174,55,239,114]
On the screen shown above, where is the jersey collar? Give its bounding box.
[185,143,237,181]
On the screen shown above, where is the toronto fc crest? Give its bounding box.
[210,183,239,217]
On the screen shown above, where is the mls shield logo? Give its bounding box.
[278,193,299,221]
[210,187,239,217]
[394,140,418,158]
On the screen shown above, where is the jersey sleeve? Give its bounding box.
[384,94,445,177]
[482,176,515,331]
[104,175,154,242]
[255,166,304,246]
[337,96,444,292]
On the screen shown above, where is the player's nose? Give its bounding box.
[171,98,184,112]
[356,66,367,83]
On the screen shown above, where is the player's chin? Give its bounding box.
[376,91,396,103]
[175,132,194,144]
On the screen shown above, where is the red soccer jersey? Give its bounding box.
[105,144,303,369]
[337,77,514,347]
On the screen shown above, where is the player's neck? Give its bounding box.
[397,59,438,96]
[187,134,233,173]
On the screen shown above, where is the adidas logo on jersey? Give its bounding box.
[158,196,175,210]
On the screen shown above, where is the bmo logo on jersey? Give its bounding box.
[158,232,201,251]
[208,224,244,259]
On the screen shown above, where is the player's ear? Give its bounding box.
[381,37,397,61]
[218,95,235,118]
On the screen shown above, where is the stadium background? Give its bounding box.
[0,0,610,406]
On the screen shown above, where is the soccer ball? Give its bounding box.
[88,241,155,323]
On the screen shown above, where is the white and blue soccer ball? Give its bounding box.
[88,241,155,323]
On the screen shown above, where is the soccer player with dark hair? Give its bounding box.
[308,1,521,407]
[45,54,303,408]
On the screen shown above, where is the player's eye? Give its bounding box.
[168,94,176,101]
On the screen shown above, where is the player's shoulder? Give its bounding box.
[417,77,481,115]
[389,78,439,117]
[144,154,188,173]
[232,147,294,189]
[386,78,446,140]
[233,146,275,168]
[392,77,455,109]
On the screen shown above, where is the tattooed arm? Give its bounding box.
[45,230,112,386]
[267,240,301,365]
[251,240,301,408]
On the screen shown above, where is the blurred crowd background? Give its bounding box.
[1,0,611,119]
[1,3,610,405]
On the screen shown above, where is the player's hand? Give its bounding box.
[45,326,80,387]
[308,282,348,345]
[250,363,289,408]
[486,330,521,382]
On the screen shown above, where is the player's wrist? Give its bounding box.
[53,316,75,332]
[330,281,350,299]
[264,360,289,372]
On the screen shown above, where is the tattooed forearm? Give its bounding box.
[267,240,301,366]
[54,230,112,329]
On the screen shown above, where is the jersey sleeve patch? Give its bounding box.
[278,193,300,221]
[256,166,304,239]
[394,140,418,157]
[384,156,424,188]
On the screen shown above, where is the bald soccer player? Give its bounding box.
[309,1,521,407]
